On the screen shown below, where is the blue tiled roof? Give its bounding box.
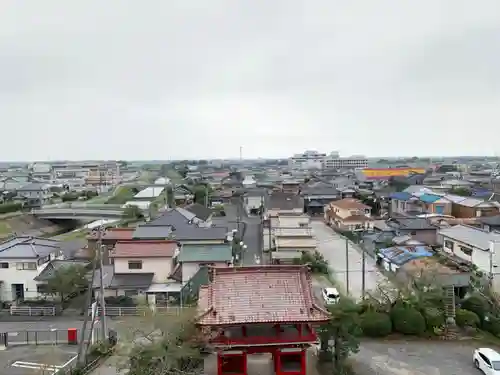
[418,194,442,203]
[389,192,412,201]
[378,245,433,266]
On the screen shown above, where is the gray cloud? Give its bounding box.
[1,0,499,160]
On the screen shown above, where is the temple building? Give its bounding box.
[197,265,330,375]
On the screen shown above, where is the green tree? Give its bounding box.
[451,187,472,197]
[117,308,204,375]
[318,299,361,372]
[45,265,88,302]
[192,184,211,206]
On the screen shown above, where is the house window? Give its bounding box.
[0,262,8,268]
[124,290,138,297]
[444,240,453,250]
[128,261,143,270]
[410,231,417,235]
[459,246,473,256]
[16,262,37,270]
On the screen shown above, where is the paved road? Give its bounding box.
[354,341,479,375]
[217,200,262,266]
[311,221,388,300]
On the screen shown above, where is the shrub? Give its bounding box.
[391,306,426,335]
[483,316,500,336]
[455,308,480,328]
[423,307,445,330]
[461,294,490,321]
[0,202,22,214]
[360,311,392,337]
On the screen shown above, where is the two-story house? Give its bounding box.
[438,225,500,289]
[0,236,67,301]
[325,198,373,231]
[386,217,439,245]
[15,182,52,207]
[87,228,135,265]
[102,240,179,298]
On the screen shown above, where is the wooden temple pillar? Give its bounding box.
[217,350,247,375]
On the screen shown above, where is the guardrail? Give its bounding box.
[10,306,57,316]
[88,306,185,317]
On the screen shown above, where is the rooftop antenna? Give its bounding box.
[239,146,243,161]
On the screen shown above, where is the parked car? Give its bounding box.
[321,287,340,305]
[474,348,500,374]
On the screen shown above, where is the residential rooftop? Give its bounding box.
[111,240,178,258]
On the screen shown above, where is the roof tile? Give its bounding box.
[110,240,178,258]
[197,266,330,325]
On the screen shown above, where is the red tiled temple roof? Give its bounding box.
[197,265,330,326]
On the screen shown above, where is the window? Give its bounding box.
[16,262,37,270]
[410,231,417,235]
[444,240,453,250]
[128,261,142,270]
[459,246,473,256]
[0,262,8,268]
[124,290,138,297]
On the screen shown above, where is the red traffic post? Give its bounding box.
[67,328,78,345]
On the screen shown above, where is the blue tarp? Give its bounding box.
[378,245,433,266]
[418,194,442,203]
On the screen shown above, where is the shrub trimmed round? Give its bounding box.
[423,307,445,330]
[360,311,392,337]
[391,306,426,335]
[455,308,480,328]
[461,294,490,321]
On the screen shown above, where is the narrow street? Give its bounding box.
[311,221,388,300]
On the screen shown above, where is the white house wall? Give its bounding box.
[0,260,45,301]
[113,257,173,284]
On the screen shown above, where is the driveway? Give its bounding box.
[311,221,388,299]
[354,341,481,375]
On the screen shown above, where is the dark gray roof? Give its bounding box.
[184,203,212,221]
[478,215,500,226]
[301,187,339,196]
[0,236,63,259]
[109,273,154,289]
[170,224,229,241]
[16,182,49,191]
[268,192,303,210]
[389,217,436,231]
[149,209,190,226]
[306,200,325,207]
[133,225,173,239]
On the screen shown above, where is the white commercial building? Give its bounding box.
[289,150,368,170]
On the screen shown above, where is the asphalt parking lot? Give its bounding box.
[0,345,78,375]
[354,341,482,375]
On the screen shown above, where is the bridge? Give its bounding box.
[32,203,127,220]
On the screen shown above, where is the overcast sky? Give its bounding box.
[1,1,499,161]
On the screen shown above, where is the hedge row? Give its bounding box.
[459,294,500,336]
[0,202,22,214]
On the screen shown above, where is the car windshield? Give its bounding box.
[327,294,338,299]
[491,361,500,370]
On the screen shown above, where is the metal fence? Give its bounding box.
[10,306,58,316]
[5,329,92,346]
[87,305,185,317]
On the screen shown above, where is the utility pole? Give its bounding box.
[99,243,108,340]
[204,184,209,208]
[345,237,350,294]
[361,245,366,298]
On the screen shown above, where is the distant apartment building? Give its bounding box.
[323,153,368,169]
[288,150,326,170]
[288,150,368,170]
[52,161,121,186]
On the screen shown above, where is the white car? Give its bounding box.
[321,287,340,305]
[474,348,500,374]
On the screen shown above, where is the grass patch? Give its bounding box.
[0,221,12,235]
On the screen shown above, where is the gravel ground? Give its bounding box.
[353,340,484,375]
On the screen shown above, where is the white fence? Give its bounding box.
[87,305,185,317]
[10,306,57,316]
